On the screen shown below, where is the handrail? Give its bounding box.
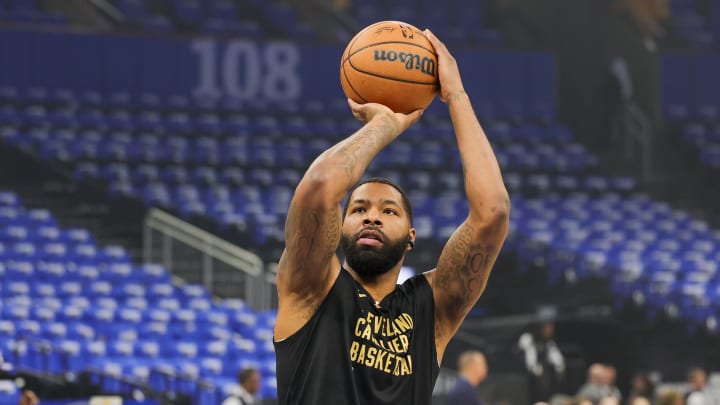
[143,208,263,277]
[87,0,126,23]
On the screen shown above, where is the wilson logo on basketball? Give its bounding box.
[373,50,436,77]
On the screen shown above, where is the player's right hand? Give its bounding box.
[348,99,423,133]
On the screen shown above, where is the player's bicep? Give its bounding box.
[277,199,342,296]
[432,220,505,346]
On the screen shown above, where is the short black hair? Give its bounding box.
[344,177,413,225]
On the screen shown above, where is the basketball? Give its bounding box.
[340,21,439,114]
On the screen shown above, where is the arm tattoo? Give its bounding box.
[284,208,321,274]
[284,205,340,274]
[448,90,468,105]
[331,116,397,180]
[323,206,340,262]
[436,224,494,314]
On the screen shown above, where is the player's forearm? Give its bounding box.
[302,113,401,202]
[448,91,510,221]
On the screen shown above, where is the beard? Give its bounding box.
[340,228,409,279]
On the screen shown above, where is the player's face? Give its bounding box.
[341,183,415,278]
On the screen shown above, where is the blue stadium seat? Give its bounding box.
[138,322,169,341]
[0,381,21,404]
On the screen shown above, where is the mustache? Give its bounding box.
[353,226,387,241]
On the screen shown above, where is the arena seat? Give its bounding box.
[0,189,280,400]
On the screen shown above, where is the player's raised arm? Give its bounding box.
[423,30,511,360]
[274,101,423,340]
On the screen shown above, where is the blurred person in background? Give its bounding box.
[577,364,607,403]
[577,364,621,404]
[599,396,621,405]
[658,391,685,405]
[629,397,651,405]
[222,367,260,405]
[607,0,671,132]
[518,321,566,403]
[18,390,39,405]
[446,351,488,405]
[685,367,719,405]
[626,371,656,405]
[604,365,622,402]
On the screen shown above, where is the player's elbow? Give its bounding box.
[472,195,510,225]
[300,168,334,190]
[492,194,511,221]
[294,170,341,206]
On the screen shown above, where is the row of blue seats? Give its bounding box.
[0,114,360,138]
[0,279,197,299]
[0,191,279,400]
[0,298,268,332]
[350,0,501,47]
[94,175,635,246]
[509,194,720,331]
[32,138,593,172]
[1,337,277,396]
[1,296,243,317]
[76,167,627,199]
[0,87,348,118]
[0,319,262,342]
[0,291,272,319]
[0,317,272,351]
[0,240,129,261]
[0,29,556,121]
[0,108,575,143]
[112,0,313,40]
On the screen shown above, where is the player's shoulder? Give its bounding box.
[421,268,436,286]
[396,270,434,294]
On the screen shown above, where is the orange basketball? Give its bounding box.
[340,21,439,114]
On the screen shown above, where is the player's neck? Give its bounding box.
[345,265,401,303]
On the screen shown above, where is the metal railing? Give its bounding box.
[143,208,274,311]
[609,57,654,182]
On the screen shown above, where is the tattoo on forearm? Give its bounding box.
[332,116,397,180]
[448,90,467,104]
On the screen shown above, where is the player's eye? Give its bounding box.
[384,208,397,215]
[352,207,365,213]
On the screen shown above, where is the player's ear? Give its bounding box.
[407,227,416,251]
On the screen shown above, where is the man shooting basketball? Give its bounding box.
[274,29,510,404]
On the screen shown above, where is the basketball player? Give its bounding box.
[274,29,510,404]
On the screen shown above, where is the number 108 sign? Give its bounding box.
[190,39,302,101]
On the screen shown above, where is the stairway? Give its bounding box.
[0,143,146,262]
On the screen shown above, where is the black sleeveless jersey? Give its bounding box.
[274,269,439,405]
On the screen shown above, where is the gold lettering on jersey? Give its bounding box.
[349,312,414,376]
